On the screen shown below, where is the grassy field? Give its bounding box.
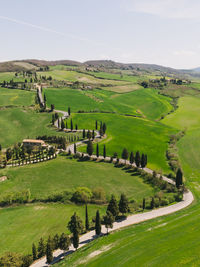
[0,87,35,107]
[0,203,106,255]
[71,113,175,173]
[45,87,173,120]
[0,156,155,201]
[0,107,65,148]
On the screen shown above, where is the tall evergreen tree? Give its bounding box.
[68,107,71,116]
[145,154,148,167]
[150,197,155,209]
[122,148,129,164]
[85,204,89,231]
[53,234,60,250]
[102,123,107,134]
[51,114,55,125]
[65,120,68,129]
[72,229,79,250]
[46,236,53,264]
[67,212,84,235]
[99,125,104,137]
[95,210,101,235]
[87,140,93,156]
[92,129,95,140]
[103,145,106,158]
[103,211,114,234]
[74,143,77,154]
[107,194,119,218]
[71,119,73,131]
[141,154,146,168]
[96,144,99,157]
[57,118,60,129]
[87,130,92,140]
[59,233,70,251]
[119,193,129,215]
[37,238,45,258]
[129,151,134,164]
[32,243,37,261]
[176,168,183,188]
[75,124,78,130]
[135,151,141,168]
[142,198,146,210]
[95,120,98,130]
[61,119,65,130]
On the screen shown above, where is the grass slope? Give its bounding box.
[0,156,155,201]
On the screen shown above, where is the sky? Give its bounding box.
[1,0,200,69]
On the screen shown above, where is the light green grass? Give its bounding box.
[0,156,155,201]
[45,87,173,120]
[0,203,106,255]
[71,113,175,172]
[0,87,34,107]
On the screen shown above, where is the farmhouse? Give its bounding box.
[23,139,46,147]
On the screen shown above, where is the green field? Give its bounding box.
[71,113,175,172]
[0,87,35,107]
[0,156,155,201]
[0,203,106,255]
[0,107,64,148]
[45,87,173,120]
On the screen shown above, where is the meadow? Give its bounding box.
[71,113,175,173]
[0,203,106,255]
[0,156,155,201]
[44,87,173,120]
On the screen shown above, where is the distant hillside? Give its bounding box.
[0,59,199,79]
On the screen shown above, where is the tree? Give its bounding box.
[96,144,99,157]
[59,233,70,251]
[87,140,93,156]
[75,124,78,130]
[61,119,65,130]
[95,210,101,235]
[37,237,45,258]
[129,151,134,164]
[53,234,60,250]
[87,130,92,140]
[57,118,60,129]
[83,129,86,139]
[103,145,106,158]
[119,193,129,215]
[141,153,146,168]
[46,236,53,264]
[50,104,55,111]
[85,204,89,231]
[68,107,71,116]
[65,120,68,129]
[92,129,95,140]
[32,243,37,261]
[51,114,55,125]
[135,151,141,168]
[142,198,145,210]
[99,125,104,137]
[0,252,23,267]
[72,229,79,250]
[107,194,119,218]
[150,197,155,209]
[68,212,84,235]
[74,143,77,154]
[71,119,73,131]
[103,211,114,234]
[122,148,129,164]
[103,123,107,134]
[176,168,183,188]
[95,120,98,130]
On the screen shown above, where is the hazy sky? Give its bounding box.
[1,0,200,69]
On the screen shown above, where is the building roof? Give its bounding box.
[23,139,45,144]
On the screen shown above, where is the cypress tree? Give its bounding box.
[142,198,145,210]
[61,119,65,130]
[99,125,104,137]
[67,212,84,234]
[95,210,101,235]
[135,151,141,168]
[95,120,98,130]
[150,197,155,209]
[96,144,99,157]
[85,204,89,231]
[72,229,79,250]
[71,119,73,131]
[119,193,129,215]
[92,129,95,140]
[53,234,60,250]
[37,238,45,258]
[103,145,106,158]
[65,120,68,129]
[87,130,92,140]
[103,211,114,234]
[103,123,107,134]
[57,118,60,129]
[176,168,183,188]
[51,114,55,125]
[68,107,71,116]
[59,233,70,251]
[107,194,119,218]
[32,243,37,261]
[121,148,129,164]
[74,143,76,154]
[75,124,78,130]
[46,236,53,264]
[87,140,93,156]
[129,151,134,164]
[141,154,146,168]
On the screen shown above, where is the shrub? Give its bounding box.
[92,187,106,203]
[160,198,169,206]
[71,187,92,203]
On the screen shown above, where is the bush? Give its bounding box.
[160,198,169,206]
[92,187,106,203]
[71,187,92,203]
